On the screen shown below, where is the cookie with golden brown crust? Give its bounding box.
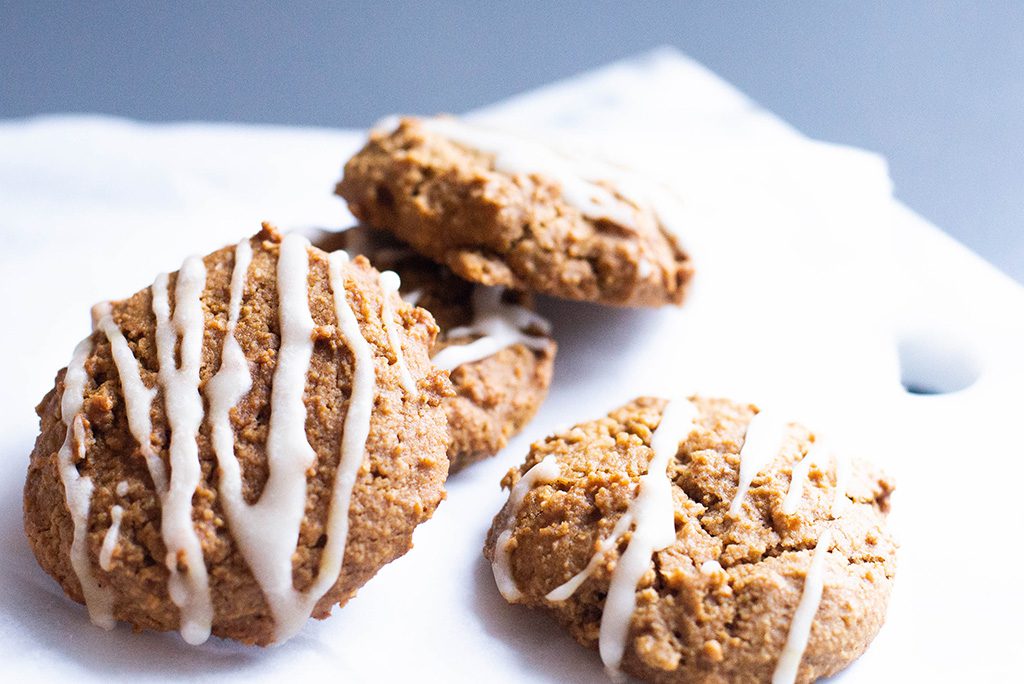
[485,396,896,683]
[313,225,556,472]
[24,224,452,646]
[336,116,693,308]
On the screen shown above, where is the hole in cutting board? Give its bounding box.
[898,329,981,395]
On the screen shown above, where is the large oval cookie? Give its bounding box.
[336,116,693,308]
[24,224,452,645]
[485,396,896,683]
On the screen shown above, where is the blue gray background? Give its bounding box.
[2,1,1021,283]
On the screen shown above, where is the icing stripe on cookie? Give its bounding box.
[420,118,637,227]
[772,528,833,684]
[545,399,700,676]
[303,251,377,600]
[491,454,561,602]
[598,398,699,677]
[99,505,124,572]
[211,233,321,642]
[379,270,417,395]
[782,443,823,515]
[55,336,116,629]
[204,238,288,633]
[729,411,789,515]
[208,237,380,643]
[93,302,167,493]
[431,285,551,372]
[151,256,213,645]
[783,441,851,519]
[545,506,635,602]
[205,241,254,531]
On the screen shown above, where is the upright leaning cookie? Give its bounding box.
[336,116,693,308]
[485,396,896,683]
[314,225,556,471]
[24,224,452,645]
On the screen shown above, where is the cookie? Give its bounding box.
[336,116,694,308]
[313,225,556,472]
[24,224,452,646]
[484,396,896,683]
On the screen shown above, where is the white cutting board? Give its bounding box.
[0,48,1020,682]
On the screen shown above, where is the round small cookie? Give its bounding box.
[313,225,556,472]
[24,224,452,646]
[336,116,694,308]
[485,396,896,683]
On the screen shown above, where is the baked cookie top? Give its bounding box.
[24,224,452,646]
[336,116,694,308]
[314,225,556,472]
[485,396,896,683]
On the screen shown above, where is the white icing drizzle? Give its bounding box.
[729,411,789,516]
[302,251,377,602]
[208,233,326,642]
[772,528,834,684]
[73,413,87,459]
[205,240,255,565]
[207,236,376,643]
[116,480,129,497]
[636,257,653,279]
[151,256,213,645]
[99,505,124,571]
[55,337,115,629]
[543,399,700,676]
[420,117,637,227]
[782,442,851,518]
[782,443,822,515]
[93,302,167,493]
[700,559,725,576]
[597,398,699,677]
[491,454,561,602]
[430,285,552,372]
[545,508,634,602]
[379,270,417,395]
[832,452,849,517]
[491,531,519,600]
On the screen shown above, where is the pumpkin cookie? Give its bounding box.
[336,116,693,308]
[485,396,896,683]
[24,224,452,645]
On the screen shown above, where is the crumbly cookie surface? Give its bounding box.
[24,225,452,645]
[485,396,896,683]
[336,117,694,308]
[315,226,556,471]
